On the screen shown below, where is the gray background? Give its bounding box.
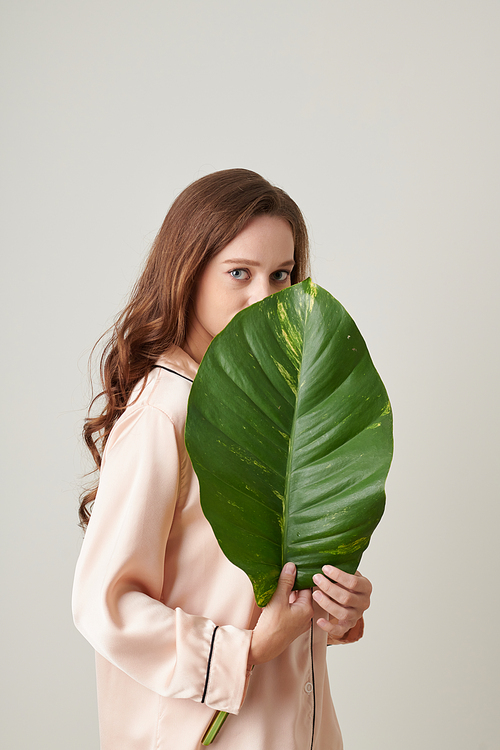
[1,1,499,748]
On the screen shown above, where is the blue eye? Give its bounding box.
[229,269,249,280]
[272,271,289,282]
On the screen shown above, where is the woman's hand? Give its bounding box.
[248,562,313,666]
[312,566,372,640]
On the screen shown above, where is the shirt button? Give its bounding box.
[304,682,313,694]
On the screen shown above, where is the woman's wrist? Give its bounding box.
[247,631,268,666]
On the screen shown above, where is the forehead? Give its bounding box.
[217,215,294,261]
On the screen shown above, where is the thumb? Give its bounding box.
[274,562,296,600]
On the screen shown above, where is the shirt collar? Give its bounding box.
[156,345,199,382]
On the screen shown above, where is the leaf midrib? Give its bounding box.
[282,290,311,567]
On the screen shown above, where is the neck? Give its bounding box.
[182,316,213,364]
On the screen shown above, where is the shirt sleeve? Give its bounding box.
[72,403,252,715]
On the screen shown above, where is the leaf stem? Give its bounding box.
[201,710,229,745]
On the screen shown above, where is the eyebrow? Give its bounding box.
[221,258,295,267]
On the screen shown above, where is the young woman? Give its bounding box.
[73,168,372,750]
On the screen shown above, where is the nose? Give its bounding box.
[246,278,274,307]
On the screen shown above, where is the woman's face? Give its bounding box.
[185,214,295,362]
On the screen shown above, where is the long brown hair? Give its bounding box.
[80,168,310,528]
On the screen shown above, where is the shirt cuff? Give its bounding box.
[201,624,253,714]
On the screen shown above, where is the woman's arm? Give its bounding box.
[72,404,252,715]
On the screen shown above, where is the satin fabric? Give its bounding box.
[73,346,354,749]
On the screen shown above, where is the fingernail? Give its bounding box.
[283,562,295,574]
[312,574,322,585]
[312,590,321,601]
[322,565,335,575]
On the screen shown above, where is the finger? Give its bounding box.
[292,587,313,606]
[321,565,372,595]
[274,562,296,600]
[290,587,314,622]
[314,572,371,610]
[313,574,362,609]
[311,588,359,628]
[316,617,349,638]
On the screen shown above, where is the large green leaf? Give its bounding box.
[185,279,393,607]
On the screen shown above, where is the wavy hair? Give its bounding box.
[79,168,310,528]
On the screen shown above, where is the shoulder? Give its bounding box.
[145,346,198,425]
[104,347,198,455]
[103,398,178,461]
[102,347,198,459]
[142,366,192,426]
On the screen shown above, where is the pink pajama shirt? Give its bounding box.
[73,346,357,749]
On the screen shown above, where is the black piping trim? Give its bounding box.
[151,365,194,383]
[309,619,316,750]
[201,625,219,704]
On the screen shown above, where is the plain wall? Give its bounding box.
[1,1,499,748]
